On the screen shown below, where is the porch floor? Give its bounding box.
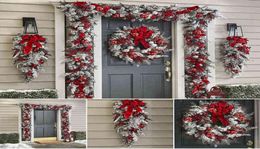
[26,142,86,148]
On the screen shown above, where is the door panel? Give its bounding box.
[34,110,57,138]
[102,17,172,98]
[175,100,255,148]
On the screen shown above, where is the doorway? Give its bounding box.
[34,110,57,141]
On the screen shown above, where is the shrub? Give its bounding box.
[218,85,260,98]
[0,89,58,98]
[0,133,19,144]
[71,131,86,140]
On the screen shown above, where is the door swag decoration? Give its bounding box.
[12,34,50,82]
[183,101,254,145]
[109,25,169,65]
[222,25,250,78]
[113,99,150,146]
[58,2,218,98]
[20,104,72,142]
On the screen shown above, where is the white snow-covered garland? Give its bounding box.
[113,99,150,146]
[12,34,49,82]
[20,104,72,142]
[222,36,250,78]
[183,100,254,145]
[109,25,169,65]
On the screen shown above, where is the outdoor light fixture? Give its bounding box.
[227,23,244,36]
[23,17,38,34]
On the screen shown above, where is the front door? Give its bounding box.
[175,100,255,148]
[102,17,172,98]
[34,110,57,138]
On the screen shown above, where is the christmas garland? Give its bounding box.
[58,2,218,98]
[183,101,254,145]
[109,25,169,65]
[113,99,150,146]
[12,34,49,82]
[222,36,250,78]
[20,104,72,142]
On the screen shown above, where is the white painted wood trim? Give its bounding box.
[172,100,175,148]
[255,100,260,148]
[171,22,175,98]
[31,109,34,142]
[54,6,66,98]
[18,106,22,143]
[174,22,185,98]
[57,110,61,141]
[93,15,102,99]
[86,101,88,145]
[207,20,216,89]
[69,107,72,141]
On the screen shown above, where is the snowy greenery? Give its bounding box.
[219,85,260,98]
[0,89,57,98]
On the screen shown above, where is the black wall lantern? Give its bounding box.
[23,17,38,34]
[227,23,244,37]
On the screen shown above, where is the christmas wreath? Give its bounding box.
[222,36,250,77]
[109,25,169,65]
[12,34,49,82]
[183,101,254,145]
[113,99,150,146]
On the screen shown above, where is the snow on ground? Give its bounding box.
[0,143,32,149]
[74,140,87,145]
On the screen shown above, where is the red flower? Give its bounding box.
[102,6,111,14]
[187,6,199,11]
[183,117,192,122]
[74,2,86,8]
[163,9,174,18]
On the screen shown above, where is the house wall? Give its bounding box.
[0,3,55,90]
[0,0,259,91]
[88,100,173,148]
[0,104,19,133]
[0,0,260,89]
[0,100,86,134]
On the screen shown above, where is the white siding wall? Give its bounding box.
[0,0,259,88]
[0,3,55,89]
[88,100,173,148]
[0,100,86,134]
[0,104,19,133]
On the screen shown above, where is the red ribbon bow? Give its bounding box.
[130,26,154,49]
[20,34,46,55]
[208,101,234,126]
[120,99,146,119]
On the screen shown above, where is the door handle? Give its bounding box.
[165,60,171,82]
[54,123,57,129]
[247,140,253,147]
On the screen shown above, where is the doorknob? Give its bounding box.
[247,140,253,147]
[165,60,171,82]
[54,123,57,129]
